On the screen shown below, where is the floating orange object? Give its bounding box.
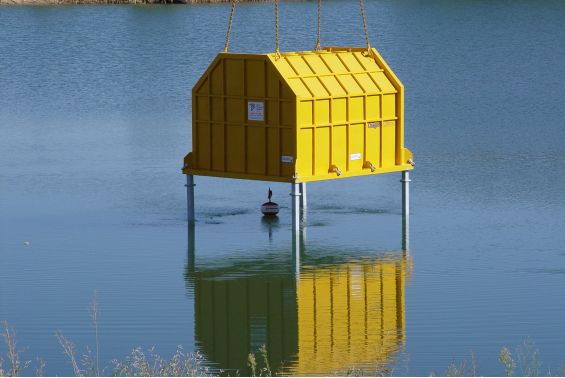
[261,188,280,215]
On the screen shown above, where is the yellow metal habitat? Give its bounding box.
[182,47,413,183]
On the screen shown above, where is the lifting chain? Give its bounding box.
[359,0,371,55]
[224,0,236,53]
[314,0,322,51]
[274,0,281,60]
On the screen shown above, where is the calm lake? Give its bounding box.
[1,0,565,376]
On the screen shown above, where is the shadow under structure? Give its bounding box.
[185,225,412,376]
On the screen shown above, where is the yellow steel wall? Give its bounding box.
[183,48,413,183]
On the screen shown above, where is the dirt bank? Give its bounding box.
[1,0,275,5]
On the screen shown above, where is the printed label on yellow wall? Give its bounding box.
[281,155,293,163]
[350,153,361,161]
[248,102,264,121]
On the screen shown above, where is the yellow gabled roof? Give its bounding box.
[268,47,400,99]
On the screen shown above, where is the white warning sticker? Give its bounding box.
[350,153,361,161]
[281,155,293,163]
[248,102,264,121]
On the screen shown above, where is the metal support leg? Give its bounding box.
[291,182,301,231]
[401,170,410,216]
[186,174,195,223]
[299,182,307,208]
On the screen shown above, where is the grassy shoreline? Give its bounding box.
[0,0,279,5]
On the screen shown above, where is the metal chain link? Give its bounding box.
[224,0,236,53]
[359,0,371,54]
[275,0,281,60]
[314,0,322,51]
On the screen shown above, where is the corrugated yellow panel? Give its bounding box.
[197,122,210,170]
[314,99,330,125]
[339,53,364,72]
[298,128,313,177]
[315,127,330,175]
[303,77,329,97]
[382,121,396,167]
[332,98,347,123]
[267,65,279,98]
[226,124,245,172]
[299,101,313,126]
[332,125,347,171]
[281,101,294,126]
[288,78,312,98]
[266,127,280,176]
[370,71,396,92]
[365,121,381,168]
[197,96,209,121]
[225,98,244,123]
[267,100,278,125]
[286,56,314,76]
[321,54,349,74]
[211,60,223,95]
[247,126,265,175]
[280,128,294,177]
[366,95,381,119]
[211,97,223,122]
[246,60,265,98]
[355,73,380,93]
[338,74,364,94]
[303,55,331,75]
[320,75,346,96]
[349,96,364,122]
[211,123,224,171]
[225,59,244,96]
[382,94,396,118]
[349,123,364,171]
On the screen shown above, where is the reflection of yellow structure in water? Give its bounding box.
[293,257,410,375]
[189,253,411,376]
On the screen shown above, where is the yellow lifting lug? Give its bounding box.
[330,165,342,176]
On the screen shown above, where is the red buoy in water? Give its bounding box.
[261,188,280,215]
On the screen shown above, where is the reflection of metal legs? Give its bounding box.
[187,222,196,272]
[299,182,307,208]
[186,174,195,223]
[402,215,409,252]
[292,230,300,275]
[401,170,410,216]
[291,183,300,231]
